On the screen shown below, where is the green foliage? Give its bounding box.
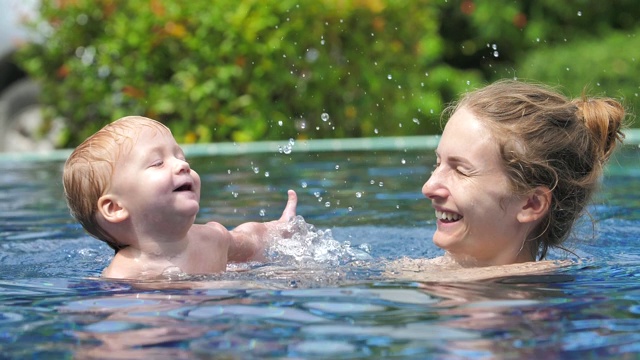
[17,0,640,147]
[18,0,481,146]
[517,28,640,118]
[439,0,639,125]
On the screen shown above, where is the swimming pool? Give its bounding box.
[1,135,639,358]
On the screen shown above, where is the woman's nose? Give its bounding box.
[422,167,446,199]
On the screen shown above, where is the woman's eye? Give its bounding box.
[455,167,469,176]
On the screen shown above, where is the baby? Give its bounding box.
[63,116,297,279]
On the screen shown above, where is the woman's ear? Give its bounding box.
[97,195,129,224]
[517,186,551,224]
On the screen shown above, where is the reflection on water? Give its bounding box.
[0,146,639,358]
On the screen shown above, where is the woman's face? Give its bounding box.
[422,107,534,266]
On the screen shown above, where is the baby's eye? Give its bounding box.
[151,160,163,167]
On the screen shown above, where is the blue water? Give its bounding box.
[0,144,639,359]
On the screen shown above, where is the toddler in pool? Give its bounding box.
[63,116,297,279]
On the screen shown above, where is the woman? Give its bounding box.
[397,79,626,275]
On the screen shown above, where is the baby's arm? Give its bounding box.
[227,190,297,262]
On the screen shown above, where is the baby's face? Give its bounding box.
[108,126,201,221]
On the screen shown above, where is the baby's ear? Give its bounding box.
[517,186,551,224]
[97,195,129,223]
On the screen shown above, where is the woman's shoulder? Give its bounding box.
[384,256,574,282]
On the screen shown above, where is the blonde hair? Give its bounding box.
[447,79,626,259]
[62,116,170,252]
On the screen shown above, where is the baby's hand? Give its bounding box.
[278,189,298,222]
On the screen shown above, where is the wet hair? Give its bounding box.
[447,79,626,260]
[62,116,170,252]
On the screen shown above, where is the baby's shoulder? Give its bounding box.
[101,248,144,279]
[190,222,233,246]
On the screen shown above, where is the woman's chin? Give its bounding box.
[432,232,459,252]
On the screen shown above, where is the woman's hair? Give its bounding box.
[63,116,170,252]
[447,79,626,260]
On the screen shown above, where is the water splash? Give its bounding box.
[268,216,372,267]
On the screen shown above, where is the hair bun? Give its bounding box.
[573,97,626,162]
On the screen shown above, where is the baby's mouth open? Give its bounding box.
[174,184,193,192]
[435,210,463,223]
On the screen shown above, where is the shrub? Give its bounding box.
[18,0,482,147]
[517,27,640,116]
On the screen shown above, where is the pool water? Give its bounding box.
[0,140,639,359]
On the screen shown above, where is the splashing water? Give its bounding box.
[268,216,372,266]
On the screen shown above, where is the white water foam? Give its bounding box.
[267,216,372,267]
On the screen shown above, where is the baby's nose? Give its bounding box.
[175,158,190,173]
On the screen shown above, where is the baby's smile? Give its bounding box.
[173,183,193,192]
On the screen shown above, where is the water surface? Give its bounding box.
[0,143,638,359]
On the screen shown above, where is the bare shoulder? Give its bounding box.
[188,222,233,253]
[101,249,144,279]
[384,257,574,282]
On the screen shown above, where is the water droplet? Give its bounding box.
[348,206,353,212]
[335,165,340,170]
[314,191,321,198]
[259,209,266,217]
[321,113,330,121]
[370,180,375,185]
[253,167,260,174]
[401,158,406,164]
[493,51,499,57]
[325,202,331,207]
[374,128,379,134]
[379,182,384,187]
[278,120,283,126]
[356,192,362,198]
[264,172,270,177]
[577,11,582,16]
[301,181,308,188]
[387,74,392,80]
[289,138,295,146]
[412,118,420,125]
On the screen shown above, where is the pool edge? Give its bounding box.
[1,128,639,163]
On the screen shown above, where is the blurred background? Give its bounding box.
[1,0,638,152]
